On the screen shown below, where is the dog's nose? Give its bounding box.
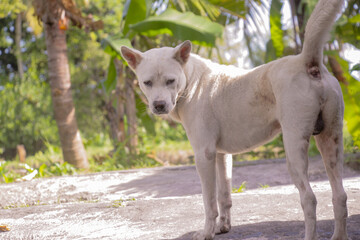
[153,101,166,113]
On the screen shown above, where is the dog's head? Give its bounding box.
[120,41,191,115]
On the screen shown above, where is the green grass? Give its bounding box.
[110,198,136,208]
[259,184,270,189]
[232,181,247,193]
[0,122,191,183]
[2,200,45,209]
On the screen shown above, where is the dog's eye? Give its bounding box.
[166,79,175,86]
[143,80,152,87]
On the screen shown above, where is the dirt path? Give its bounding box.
[0,156,359,240]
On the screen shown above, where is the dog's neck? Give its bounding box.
[182,54,209,97]
[169,54,208,121]
[170,54,251,121]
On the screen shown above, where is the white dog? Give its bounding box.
[121,0,347,239]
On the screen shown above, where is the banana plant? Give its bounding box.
[332,1,360,147]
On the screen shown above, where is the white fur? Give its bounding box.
[121,0,347,239]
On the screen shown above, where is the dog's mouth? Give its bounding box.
[152,107,169,115]
[153,109,169,115]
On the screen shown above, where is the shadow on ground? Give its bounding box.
[108,166,202,198]
[172,214,360,240]
[107,157,359,199]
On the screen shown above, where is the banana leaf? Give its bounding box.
[122,0,152,36]
[269,0,284,58]
[130,8,223,46]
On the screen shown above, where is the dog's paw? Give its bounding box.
[192,230,214,240]
[215,222,231,235]
[330,234,348,240]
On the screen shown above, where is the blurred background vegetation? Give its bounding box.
[0,0,359,183]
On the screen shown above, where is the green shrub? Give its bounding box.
[0,75,58,158]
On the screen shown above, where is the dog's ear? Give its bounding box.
[174,40,192,65]
[120,46,143,70]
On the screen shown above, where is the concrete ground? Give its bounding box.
[0,156,359,240]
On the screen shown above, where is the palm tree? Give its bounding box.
[33,0,102,168]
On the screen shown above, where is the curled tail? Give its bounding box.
[301,0,344,77]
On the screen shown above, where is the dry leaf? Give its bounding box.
[328,56,348,85]
[0,225,10,232]
[59,18,68,30]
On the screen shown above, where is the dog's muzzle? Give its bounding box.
[153,100,168,114]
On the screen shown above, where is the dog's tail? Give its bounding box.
[301,0,344,74]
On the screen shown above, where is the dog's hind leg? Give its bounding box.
[315,132,348,240]
[314,100,348,240]
[282,128,317,240]
[215,153,232,234]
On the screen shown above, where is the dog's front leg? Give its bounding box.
[193,147,218,240]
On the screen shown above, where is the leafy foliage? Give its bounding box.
[0,0,26,18]
[64,27,110,139]
[332,1,360,147]
[208,0,247,18]
[335,56,360,147]
[33,0,103,30]
[131,8,223,46]
[0,145,77,184]
[102,36,131,93]
[269,0,284,58]
[0,76,58,157]
[135,93,156,136]
[103,36,132,57]
[336,16,360,49]
[351,64,360,73]
[122,0,152,36]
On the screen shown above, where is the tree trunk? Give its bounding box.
[43,17,89,169]
[114,58,126,143]
[104,58,126,146]
[15,13,24,79]
[289,0,300,54]
[289,0,307,53]
[295,0,306,46]
[125,67,138,153]
[104,100,121,143]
